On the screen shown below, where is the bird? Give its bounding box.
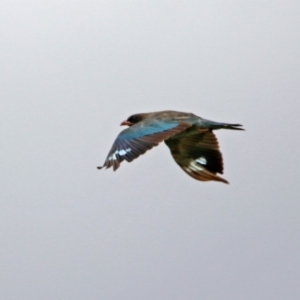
[97,110,244,183]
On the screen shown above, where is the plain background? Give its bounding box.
[1,1,300,299]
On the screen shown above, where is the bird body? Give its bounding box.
[98,110,244,184]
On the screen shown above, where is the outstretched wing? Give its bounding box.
[165,126,229,183]
[98,119,192,171]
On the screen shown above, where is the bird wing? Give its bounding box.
[165,126,229,183]
[98,119,192,171]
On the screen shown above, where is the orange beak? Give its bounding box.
[120,120,133,126]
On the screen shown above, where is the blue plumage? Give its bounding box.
[117,119,180,140]
[98,110,244,183]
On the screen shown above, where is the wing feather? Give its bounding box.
[98,120,191,170]
[165,126,229,183]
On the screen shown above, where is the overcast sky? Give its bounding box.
[1,1,300,299]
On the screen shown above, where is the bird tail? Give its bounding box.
[201,119,244,131]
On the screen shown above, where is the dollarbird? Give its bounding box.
[97,110,244,183]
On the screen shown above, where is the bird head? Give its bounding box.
[120,113,147,126]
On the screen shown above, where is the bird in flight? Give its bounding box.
[97,110,244,183]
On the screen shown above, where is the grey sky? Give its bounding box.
[1,1,300,299]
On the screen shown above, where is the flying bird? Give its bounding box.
[97,110,244,183]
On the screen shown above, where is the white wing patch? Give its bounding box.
[118,148,132,156]
[109,148,131,161]
[196,157,207,165]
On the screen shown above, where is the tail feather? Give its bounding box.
[201,119,244,131]
[222,123,244,130]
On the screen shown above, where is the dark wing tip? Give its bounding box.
[181,163,230,184]
[97,166,103,170]
[222,178,230,184]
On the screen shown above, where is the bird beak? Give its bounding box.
[120,120,132,126]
